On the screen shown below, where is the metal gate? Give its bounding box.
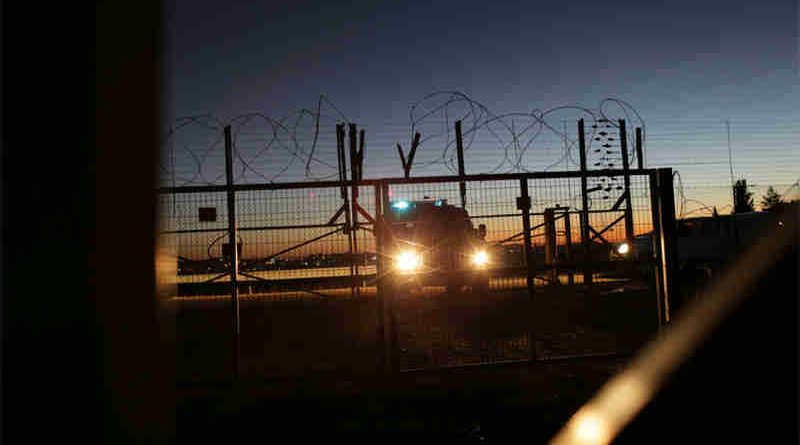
[158,124,676,380]
[372,169,675,371]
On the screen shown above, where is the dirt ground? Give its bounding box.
[167,279,660,441]
[169,280,657,380]
[175,356,632,443]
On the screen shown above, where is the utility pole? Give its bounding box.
[726,120,734,206]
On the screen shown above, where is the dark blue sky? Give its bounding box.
[164,0,799,213]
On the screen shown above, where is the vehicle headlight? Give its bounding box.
[395,250,422,273]
[472,250,489,267]
[616,242,630,255]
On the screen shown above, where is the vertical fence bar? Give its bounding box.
[224,125,240,380]
[348,123,360,298]
[619,120,635,243]
[563,211,574,285]
[519,178,535,298]
[518,177,537,361]
[544,208,557,284]
[374,182,388,371]
[635,127,644,169]
[656,168,677,324]
[649,171,665,330]
[386,184,399,371]
[359,129,367,278]
[578,119,593,285]
[337,124,356,297]
[376,181,398,371]
[455,120,467,209]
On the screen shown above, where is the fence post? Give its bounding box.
[649,171,665,330]
[544,207,557,284]
[358,130,366,282]
[455,120,467,209]
[578,119,593,285]
[635,127,644,169]
[336,124,356,297]
[656,168,676,325]
[348,123,360,298]
[374,183,387,371]
[563,211,575,285]
[375,181,397,371]
[518,177,537,361]
[619,120,635,244]
[224,125,240,381]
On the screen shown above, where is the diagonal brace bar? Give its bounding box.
[327,204,347,225]
[589,225,612,245]
[261,227,344,264]
[354,202,375,224]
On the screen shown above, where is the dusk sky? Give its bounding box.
[163,0,799,215]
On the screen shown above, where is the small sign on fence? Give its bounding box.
[198,207,217,222]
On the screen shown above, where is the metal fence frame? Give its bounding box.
[370,168,674,370]
[159,166,676,377]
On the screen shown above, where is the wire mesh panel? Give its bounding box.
[380,172,660,370]
[525,172,657,360]
[158,190,234,381]
[236,187,350,291]
[161,184,383,381]
[159,168,667,380]
[157,191,229,291]
[232,185,382,378]
[380,179,532,369]
[465,180,527,290]
[157,185,377,296]
[351,185,378,286]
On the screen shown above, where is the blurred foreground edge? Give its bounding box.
[549,202,798,445]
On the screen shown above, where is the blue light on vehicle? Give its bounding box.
[391,200,410,210]
[434,199,443,207]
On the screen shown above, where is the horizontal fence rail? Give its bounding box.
[158,169,657,194]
